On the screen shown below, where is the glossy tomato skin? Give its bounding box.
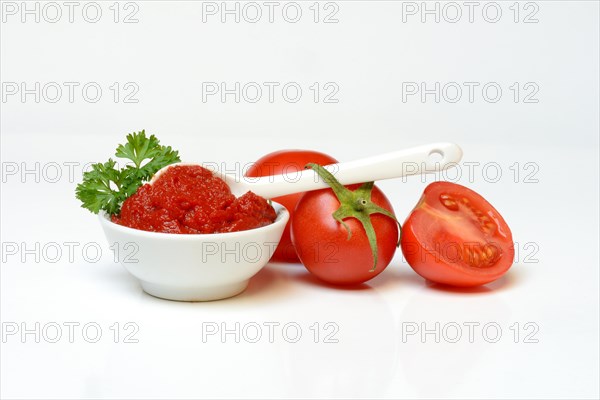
[291,185,399,285]
[245,150,338,263]
[401,182,514,287]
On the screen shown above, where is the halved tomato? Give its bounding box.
[401,181,514,287]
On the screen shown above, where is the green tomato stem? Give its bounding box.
[306,163,401,272]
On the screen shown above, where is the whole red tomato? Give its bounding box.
[290,164,399,285]
[245,150,338,263]
[401,181,514,287]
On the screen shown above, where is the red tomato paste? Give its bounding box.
[112,165,277,234]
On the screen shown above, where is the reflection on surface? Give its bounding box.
[397,281,511,398]
[278,267,399,398]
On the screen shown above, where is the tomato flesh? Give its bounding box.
[113,165,276,234]
[401,182,514,287]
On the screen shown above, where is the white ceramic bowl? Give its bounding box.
[99,202,289,301]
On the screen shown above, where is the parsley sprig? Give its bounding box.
[76,130,180,215]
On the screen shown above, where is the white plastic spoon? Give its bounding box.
[151,142,463,199]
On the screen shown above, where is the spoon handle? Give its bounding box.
[245,142,463,199]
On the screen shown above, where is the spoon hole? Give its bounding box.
[428,149,444,164]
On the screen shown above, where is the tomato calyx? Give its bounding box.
[306,163,401,272]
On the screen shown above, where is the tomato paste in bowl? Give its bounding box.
[112,165,277,234]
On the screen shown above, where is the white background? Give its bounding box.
[1,1,599,399]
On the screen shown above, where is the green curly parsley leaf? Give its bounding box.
[75,159,126,215]
[76,130,181,215]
